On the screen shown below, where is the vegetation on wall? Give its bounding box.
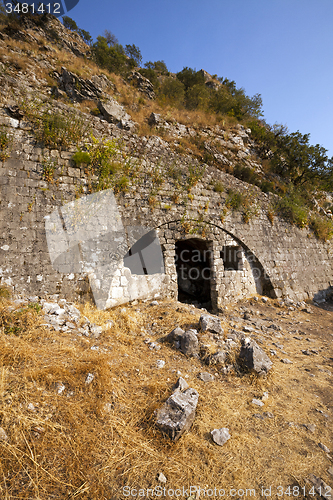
[0,125,11,161]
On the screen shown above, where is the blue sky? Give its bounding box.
[63,0,333,156]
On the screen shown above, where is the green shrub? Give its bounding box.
[144,60,168,74]
[274,190,309,228]
[72,151,91,166]
[185,83,210,110]
[260,180,275,193]
[233,164,259,185]
[309,215,333,241]
[159,78,185,107]
[176,67,205,90]
[213,181,224,193]
[225,189,258,223]
[138,68,160,88]
[92,36,129,75]
[225,190,244,210]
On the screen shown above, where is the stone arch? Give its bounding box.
[155,219,275,311]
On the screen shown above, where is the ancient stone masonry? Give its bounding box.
[0,102,333,310]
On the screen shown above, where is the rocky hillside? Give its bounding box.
[0,11,333,500]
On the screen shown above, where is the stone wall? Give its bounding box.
[1,111,333,309]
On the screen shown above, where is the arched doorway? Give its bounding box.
[175,238,212,310]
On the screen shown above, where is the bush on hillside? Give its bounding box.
[159,78,185,107]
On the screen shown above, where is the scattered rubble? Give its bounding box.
[319,443,331,453]
[198,372,215,382]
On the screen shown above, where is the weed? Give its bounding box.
[213,180,224,193]
[42,157,57,182]
[225,189,259,223]
[114,175,129,194]
[72,151,91,166]
[225,190,244,210]
[220,207,228,224]
[0,126,11,161]
[35,111,89,149]
[170,192,180,204]
[186,163,206,191]
[27,302,42,314]
[148,194,157,208]
[27,195,36,213]
[267,209,275,225]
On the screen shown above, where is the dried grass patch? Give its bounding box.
[0,298,332,498]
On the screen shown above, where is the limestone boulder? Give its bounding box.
[239,337,273,375]
[180,329,199,357]
[200,314,223,335]
[156,387,199,441]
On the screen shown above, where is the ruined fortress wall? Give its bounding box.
[1,115,333,307]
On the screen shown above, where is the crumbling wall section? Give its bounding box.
[1,114,333,306]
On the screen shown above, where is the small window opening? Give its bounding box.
[221,245,243,271]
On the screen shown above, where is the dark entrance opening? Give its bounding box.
[220,245,243,271]
[175,239,212,310]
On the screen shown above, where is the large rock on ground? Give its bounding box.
[166,327,184,344]
[200,314,223,335]
[239,338,273,375]
[180,329,199,357]
[156,387,199,441]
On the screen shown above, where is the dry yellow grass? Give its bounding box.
[0,296,332,499]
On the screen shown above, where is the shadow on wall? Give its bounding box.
[245,248,276,298]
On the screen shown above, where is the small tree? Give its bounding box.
[62,16,78,31]
[144,60,168,74]
[176,67,205,90]
[104,29,118,47]
[78,28,92,45]
[125,44,142,67]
